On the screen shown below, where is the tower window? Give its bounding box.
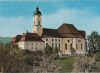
[38,21,40,24]
[34,21,35,25]
[65,43,67,50]
[38,15,40,17]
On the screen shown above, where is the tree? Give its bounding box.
[44,45,53,55]
[54,46,59,54]
[72,56,100,72]
[0,43,62,73]
[87,31,100,55]
[32,54,62,73]
[0,43,33,73]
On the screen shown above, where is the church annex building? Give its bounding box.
[12,7,86,55]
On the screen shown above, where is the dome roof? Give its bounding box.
[33,6,42,16]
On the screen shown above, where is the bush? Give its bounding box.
[44,45,53,55]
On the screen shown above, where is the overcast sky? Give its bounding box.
[0,0,100,36]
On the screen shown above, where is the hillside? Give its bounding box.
[0,37,12,44]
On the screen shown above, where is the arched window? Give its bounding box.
[59,39,60,42]
[38,21,40,24]
[81,44,82,50]
[46,43,48,46]
[76,43,77,49]
[52,43,54,48]
[55,39,57,41]
[52,39,53,41]
[46,39,48,41]
[65,43,67,50]
[38,15,40,17]
[55,43,57,47]
[70,43,72,49]
[59,43,60,49]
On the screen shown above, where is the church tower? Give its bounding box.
[33,6,43,36]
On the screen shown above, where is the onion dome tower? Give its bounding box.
[33,6,43,36]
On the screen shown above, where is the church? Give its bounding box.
[12,7,86,55]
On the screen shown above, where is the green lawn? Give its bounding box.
[59,56,75,72]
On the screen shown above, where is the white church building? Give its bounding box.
[12,7,86,55]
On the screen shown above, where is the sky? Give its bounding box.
[0,0,100,37]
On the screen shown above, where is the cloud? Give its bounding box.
[0,8,100,36]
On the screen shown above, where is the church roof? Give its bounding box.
[33,6,42,16]
[20,32,44,42]
[12,23,86,43]
[58,23,86,38]
[12,35,22,43]
[12,32,44,42]
[58,23,79,34]
[41,28,62,38]
[41,23,85,38]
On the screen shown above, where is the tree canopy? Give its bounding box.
[87,31,100,55]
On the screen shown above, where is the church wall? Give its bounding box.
[18,41,25,49]
[62,38,86,55]
[42,38,63,50]
[62,38,73,55]
[42,37,86,55]
[76,38,86,54]
[18,41,45,51]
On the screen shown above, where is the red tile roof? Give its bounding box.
[20,32,44,42]
[12,35,22,43]
[12,32,44,42]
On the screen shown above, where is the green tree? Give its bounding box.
[87,31,100,55]
[54,46,59,54]
[44,45,53,55]
[0,43,33,73]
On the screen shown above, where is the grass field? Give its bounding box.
[59,56,75,72]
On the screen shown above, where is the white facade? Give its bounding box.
[18,41,45,51]
[42,38,86,55]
